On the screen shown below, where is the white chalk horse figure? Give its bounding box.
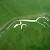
[13,17,50,30]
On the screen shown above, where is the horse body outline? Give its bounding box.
[13,17,50,30]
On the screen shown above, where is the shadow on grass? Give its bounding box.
[26,45,49,50]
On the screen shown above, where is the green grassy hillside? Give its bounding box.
[0,0,50,50]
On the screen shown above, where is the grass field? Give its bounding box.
[0,0,50,50]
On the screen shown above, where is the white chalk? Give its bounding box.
[13,17,50,29]
[13,21,26,30]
